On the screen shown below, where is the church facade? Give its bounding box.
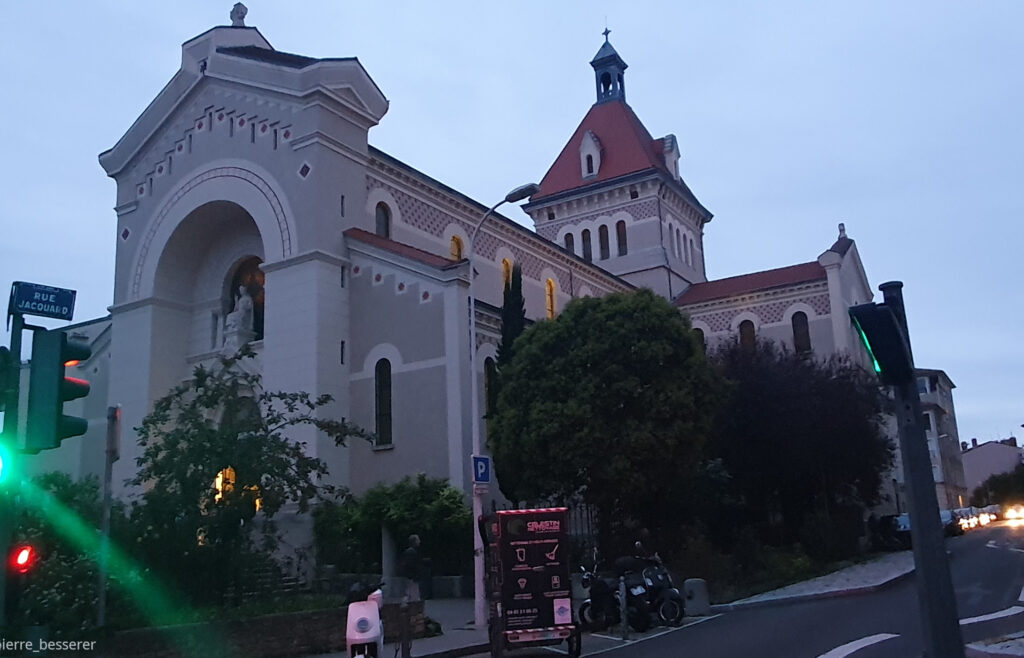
[32,9,963,516]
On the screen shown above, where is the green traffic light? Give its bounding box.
[851,315,883,375]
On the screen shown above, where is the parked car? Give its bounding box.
[983,504,1002,521]
[939,509,964,536]
[1005,504,1024,520]
[954,507,980,531]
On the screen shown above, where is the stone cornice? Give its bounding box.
[261,249,349,274]
[680,280,830,314]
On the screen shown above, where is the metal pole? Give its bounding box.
[619,576,628,641]
[469,200,505,629]
[97,405,120,627]
[0,312,24,626]
[880,282,964,658]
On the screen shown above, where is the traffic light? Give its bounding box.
[25,329,91,453]
[9,544,35,575]
[848,302,914,385]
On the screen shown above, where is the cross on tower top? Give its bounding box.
[602,27,611,42]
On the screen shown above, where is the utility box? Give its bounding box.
[684,578,711,616]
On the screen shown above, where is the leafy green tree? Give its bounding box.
[314,475,472,576]
[708,338,893,553]
[496,263,526,368]
[129,346,371,604]
[970,464,1024,507]
[488,289,722,547]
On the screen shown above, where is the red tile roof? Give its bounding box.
[344,228,462,270]
[533,100,670,200]
[675,261,827,306]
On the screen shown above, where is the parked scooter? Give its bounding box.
[638,557,685,626]
[578,564,651,633]
[345,581,384,657]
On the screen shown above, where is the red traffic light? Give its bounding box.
[10,544,36,574]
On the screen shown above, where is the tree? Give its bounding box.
[496,263,526,368]
[488,289,722,548]
[707,338,894,554]
[970,464,1024,507]
[129,346,371,604]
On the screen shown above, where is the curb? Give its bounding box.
[708,567,916,614]
[414,643,491,658]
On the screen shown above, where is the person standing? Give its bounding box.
[399,534,423,601]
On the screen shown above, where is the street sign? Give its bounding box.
[9,282,76,321]
[473,455,491,484]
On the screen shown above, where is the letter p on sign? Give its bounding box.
[472,455,491,484]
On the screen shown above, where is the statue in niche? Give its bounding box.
[223,285,255,352]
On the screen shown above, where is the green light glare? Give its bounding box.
[18,479,227,654]
[851,317,882,374]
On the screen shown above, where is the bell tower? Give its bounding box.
[592,29,627,104]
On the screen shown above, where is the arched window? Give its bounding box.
[484,357,497,416]
[693,328,705,353]
[598,225,610,260]
[545,278,556,319]
[564,233,575,254]
[586,154,594,175]
[450,235,464,260]
[228,256,266,341]
[502,258,513,287]
[676,229,683,261]
[214,466,235,503]
[374,358,392,446]
[375,202,391,238]
[739,320,755,352]
[581,229,592,262]
[792,311,812,354]
[616,221,628,256]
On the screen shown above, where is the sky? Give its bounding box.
[0,2,1021,446]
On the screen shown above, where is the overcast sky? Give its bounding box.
[1,2,1021,446]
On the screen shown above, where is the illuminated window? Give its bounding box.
[739,320,755,351]
[599,225,610,260]
[450,235,464,260]
[375,358,392,446]
[502,258,513,287]
[375,202,391,238]
[792,311,811,354]
[545,278,556,319]
[616,221,627,256]
[214,466,236,503]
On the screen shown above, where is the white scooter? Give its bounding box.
[346,582,384,657]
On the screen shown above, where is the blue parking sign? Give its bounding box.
[472,455,491,484]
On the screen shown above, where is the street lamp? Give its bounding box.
[468,182,539,628]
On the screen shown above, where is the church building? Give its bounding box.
[34,7,962,517]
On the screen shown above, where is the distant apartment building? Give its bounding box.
[889,369,967,511]
[961,437,1023,497]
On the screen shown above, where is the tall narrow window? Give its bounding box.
[616,221,627,256]
[693,328,705,353]
[484,357,497,416]
[374,358,392,446]
[585,154,594,175]
[792,311,811,354]
[564,233,575,254]
[545,279,557,318]
[739,320,755,352]
[375,202,391,238]
[598,225,610,260]
[450,235,464,260]
[502,258,513,287]
[581,229,592,262]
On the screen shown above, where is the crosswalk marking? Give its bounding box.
[960,606,1024,625]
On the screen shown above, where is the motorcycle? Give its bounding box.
[577,565,651,633]
[345,581,384,657]
[639,557,685,626]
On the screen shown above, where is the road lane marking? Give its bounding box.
[1011,547,1024,554]
[960,606,1024,625]
[1019,586,1024,603]
[579,616,723,655]
[817,633,899,658]
[987,540,998,549]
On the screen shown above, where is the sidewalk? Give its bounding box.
[309,549,1024,657]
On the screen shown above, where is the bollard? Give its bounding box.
[400,599,412,658]
[619,576,629,641]
[683,578,711,616]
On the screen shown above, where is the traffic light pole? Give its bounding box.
[0,311,23,626]
[880,282,964,658]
